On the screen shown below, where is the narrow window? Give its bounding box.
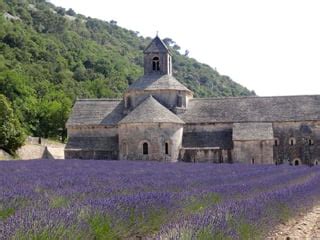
[127,96,132,109]
[122,142,128,156]
[177,95,183,107]
[143,142,148,155]
[289,137,296,146]
[165,142,169,155]
[308,139,314,146]
[251,158,255,164]
[274,139,279,146]
[152,57,160,71]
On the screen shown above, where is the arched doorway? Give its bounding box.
[293,158,301,166]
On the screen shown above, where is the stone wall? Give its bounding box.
[144,52,170,75]
[67,126,118,137]
[233,140,274,164]
[179,148,231,163]
[65,126,119,160]
[118,122,183,162]
[273,121,320,165]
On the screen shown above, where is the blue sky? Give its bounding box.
[50,0,320,96]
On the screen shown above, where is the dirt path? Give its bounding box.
[269,204,320,239]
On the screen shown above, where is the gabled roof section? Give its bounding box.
[66,99,124,127]
[233,123,274,141]
[183,130,233,149]
[177,95,320,123]
[119,95,184,124]
[65,136,118,151]
[144,36,169,54]
[127,74,192,93]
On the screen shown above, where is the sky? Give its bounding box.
[50,0,320,96]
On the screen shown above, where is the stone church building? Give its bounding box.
[65,36,320,165]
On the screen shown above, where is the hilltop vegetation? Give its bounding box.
[0,0,254,151]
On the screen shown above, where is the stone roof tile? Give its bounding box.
[127,73,192,93]
[66,99,124,127]
[119,95,184,124]
[144,36,169,53]
[178,95,320,123]
[65,136,118,151]
[183,130,233,149]
[233,123,274,141]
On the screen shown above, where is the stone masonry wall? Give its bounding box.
[273,121,320,165]
[124,90,190,110]
[233,140,274,164]
[118,123,183,162]
[65,126,119,160]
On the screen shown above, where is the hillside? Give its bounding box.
[0,0,254,144]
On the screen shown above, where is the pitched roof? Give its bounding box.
[127,73,192,93]
[119,95,184,124]
[65,136,118,151]
[233,123,274,141]
[144,36,169,53]
[178,95,320,123]
[66,99,124,127]
[183,130,233,149]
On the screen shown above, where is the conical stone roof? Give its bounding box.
[144,36,169,53]
[119,95,184,124]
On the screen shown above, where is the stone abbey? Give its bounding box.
[65,36,320,165]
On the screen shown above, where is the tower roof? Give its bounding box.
[119,95,184,124]
[127,74,192,93]
[144,36,169,53]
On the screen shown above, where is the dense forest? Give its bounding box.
[0,0,254,153]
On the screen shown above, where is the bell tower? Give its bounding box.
[143,36,172,75]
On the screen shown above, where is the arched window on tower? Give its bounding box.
[152,57,160,71]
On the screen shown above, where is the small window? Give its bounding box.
[122,142,128,156]
[127,96,132,109]
[294,159,300,166]
[251,158,255,164]
[289,137,296,146]
[152,57,160,71]
[308,139,314,146]
[274,138,279,146]
[143,142,148,155]
[165,142,169,155]
[177,95,183,107]
[314,160,319,166]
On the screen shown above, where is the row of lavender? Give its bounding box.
[0,160,319,239]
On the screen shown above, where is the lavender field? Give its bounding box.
[0,160,319,239]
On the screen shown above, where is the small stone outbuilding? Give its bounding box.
[65,36,320,165]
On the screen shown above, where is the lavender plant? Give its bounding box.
[0,160,319,239]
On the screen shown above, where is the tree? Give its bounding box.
[0,94,25,154]
[163,38,175,47]
[66,8,76,16]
